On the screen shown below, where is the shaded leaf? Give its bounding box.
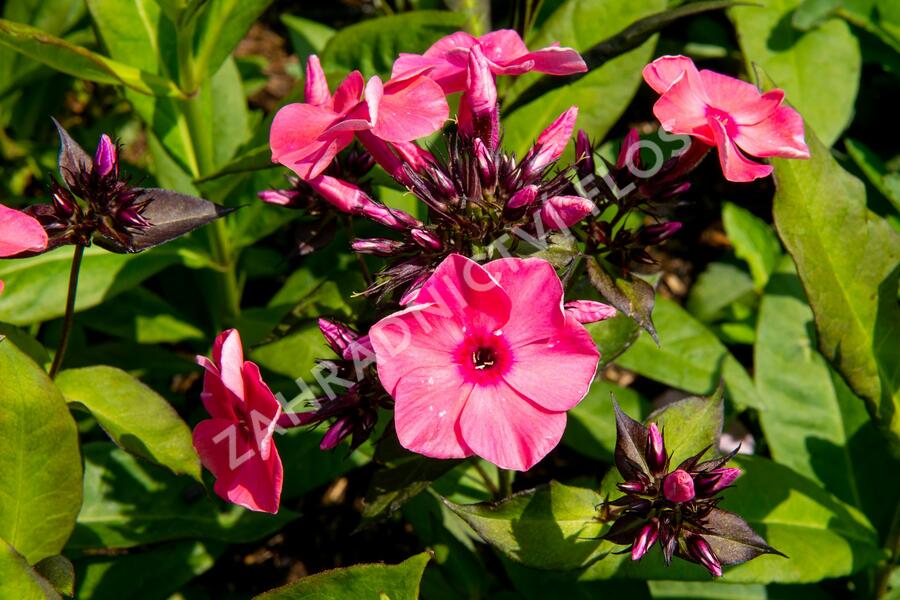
[280,14,336,56]
[33,556,75,597]
[254,552,431,600]
[0,18,184,98]
[613,397,650,481]
[771,122,900,449]
[0,340,82,565]
[192,0,274,84]
[565,381,649,461]
[68,443,297,550]
[0,539,59,600]
[586,257,657,342]
[845,137,900,213]
[721,202,781,290]
[51,117,91,189]
[56,366,201,481]
[444,482,605,570]
[646,389,724,467]
[703,508,783,566]
[686,262,756,323]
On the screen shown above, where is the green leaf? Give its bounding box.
[615,297,765,410]
[686,262,756,322]
[0,18,184,98]
[278,428,372,500]
[194,144,274,183]
[845,137,900,213]
[721,203,781,290]
[0,339,82,565]
[586,257,658,342]
[771,122,900,449]
[251,320,332,379]
[33,555,75,598]
[320,11,467,77]
[729,0,861,146]
[254,552,431,600]
[564,381,649,461]
[585,313,641,368]
[646,389,724,466]
[0,539,59,600]
[444,482,605,570]
[74,540,220,600]
[193,0,275,83]
[78,288,205,344]
[55,366,201,481]
[68,443,298,550]
[502,0,666,156]
[280,14,335,56]
[755,257,899,527]
[0,245,182,326]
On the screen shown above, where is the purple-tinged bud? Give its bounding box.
[663,469,695,503]
[392,141,435,172]
[361,203,420,230]
[459,45,499,149]
[426,164,457,200]
[575,129,595,174]
[117,206,150,229]
[507,185,539,209]
[522,106,578,177]
[694,467,741,497]
[539,195,594,230]
[342,334,374,362]
[617,480,646,495]
[410,228,443,251]
[320,417,354,450]
[51,188,77,217]
[351,238,405,256]
[689,536,723,577]
[564,300,616,324]
[641,221,682,245]
[307,174,369,213]
[617,128,641,171]
[473,138,495,185]
[646,423,667,472]
[258,189,301,206]
[305,55,330,107]
[631,520,659,561]
[318,318,360,356]
[93,134,118,178]
[399,271,431,306]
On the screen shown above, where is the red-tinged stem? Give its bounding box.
[49,244,85,379]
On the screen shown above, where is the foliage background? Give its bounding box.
[0,0,898,598]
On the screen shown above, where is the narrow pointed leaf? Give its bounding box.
[613,396,650,481]
[51,118,91,188]
[0,19,185,98]
[703,508,784,565]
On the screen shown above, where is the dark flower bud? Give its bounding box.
[575,129,595,176]
[320,417,355,450]
[318,318,361,357]
[351,238,406,256]
[631,520,659,560]
[617,128,642,171]
[507,185,539,209]
[646,422,667,473]
[410,228,443,251]
[617,480,647,495]
[473,138,496,186]
[694,467,741,497]
[689,535,723,577]
[93,133,118,178]
[641,221,682,246]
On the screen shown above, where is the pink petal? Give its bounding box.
[0,204,48,257]
[211,329,245,401]
[709,118,773,182]
[424,31,479,58]
[520,46,587,75]
[391,141,435,170]
[564,300,617,323]
[482,258,566,346]
[369,302,465,395]
[458,380,567,471]
[651,72,715,145]
[241,361,282,460]
[642,55,703,95]
[390,54,466,93]
[477,29,529,63]
[733,106,810,159]
[304,55,331,107]
[372,74,449,143]
[529,106,579,171]
[193,418,243,479]
[269,103,354,179]
[414,254,511,335]
[332,71,365,115]
[699,70,783,125]
[392,365,474,459]
[357,130,405,179]
[306,174,370,213]
[539,195,595,230]
[503,314,599,412]
[198,369,240,421]
[464,45,497,116]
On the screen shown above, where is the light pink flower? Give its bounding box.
[193,329,283,514]
[642,55,809,182]
[521,106,579,177]
[369,254,600,471]
[270,55,448,180]
[0,204,48,293]
[392,29,587,93]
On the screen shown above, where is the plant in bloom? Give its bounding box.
[368,253,613,471]
[603,401,782,576]
[642,55,809,182]
[0,204,48,292]
[192,329,284,514]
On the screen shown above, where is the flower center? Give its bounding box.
[472,347,497,370]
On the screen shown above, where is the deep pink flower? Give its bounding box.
[457,45,499,149]
[392,29,587,93]
[0,204,48,293]
[539,195,595,230]
[193,329,283,514]
[663,469,696,503]
[521,106,579,178]
[270,55,449,180]
[369,254,600,471]
[642,55,809,182]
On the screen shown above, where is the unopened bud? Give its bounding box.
[575,129,595,175]
[351,238,405,256]
[694,467,741,497]
[631,520,659,561]
[411,228,442,251]
[318,318,360,356]
[641,221,682,245]
[617,128,641,171]
[320,417,354,450]
[507,185,539,209]
[689,536,723,577]
[539,195,594,230]
[646,422,667,472]
[93,134,118,178]
[663,469,695,504]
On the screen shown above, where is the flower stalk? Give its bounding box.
[48,244,84,379]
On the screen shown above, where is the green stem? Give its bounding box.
[497,467,513,499]
[876,503,900,597]
[471,459,500,498]
[49,244,85,379]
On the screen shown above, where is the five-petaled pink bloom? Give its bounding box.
[392,29,587,93]
[0,203,48,293]
[642,55,809,182]
[193,329,283,514]
[369,254,613,471]
[270,55,449,180]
